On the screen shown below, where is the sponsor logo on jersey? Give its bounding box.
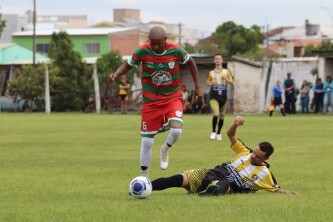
[213,84,226,91]
[151,70,172,85]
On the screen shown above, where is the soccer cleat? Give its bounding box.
[160,144,169,170]
[198,180,221,196]
[210,132,216,140]
[141,170,148,178]
[216,134,222,141]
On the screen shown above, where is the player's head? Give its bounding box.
[148,26,167,54]
[276,80,281,86]
[250,141,274,165]
[214,54,223,66]
[121,75,127,82]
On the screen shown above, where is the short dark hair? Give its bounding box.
[215,53,223,57]
[259,141,274,157]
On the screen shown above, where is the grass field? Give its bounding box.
[0,113,332,222]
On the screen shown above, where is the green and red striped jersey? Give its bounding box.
[128,42,190,102]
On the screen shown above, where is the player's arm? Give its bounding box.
[108,63,133,85]
[275,188,299,195]
[206,75,213,86]
[227,115,245,146]
[186,57,204,101]
[224,70,234,85]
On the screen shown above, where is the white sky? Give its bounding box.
[2,0,333,36]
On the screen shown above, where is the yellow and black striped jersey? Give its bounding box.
[206,69,233,101]
[225,140,279,192]
[206,69,233,86]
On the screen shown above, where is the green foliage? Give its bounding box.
[304,40,333,57]
[236,49,265,61]
[183,42,196,54]
[8,65,46,111]
[201,21,264,56]
[0,9,6,38]
[96,51,124,92]
[304,44,316,57]
[96,51,140,95]
[318,39,333,51]
[48,32,92,111]
[310,67,318,76]
[0,114,332,221]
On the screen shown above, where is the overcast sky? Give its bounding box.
[2,0,333,36]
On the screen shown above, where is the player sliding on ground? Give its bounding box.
[151,115,299,196]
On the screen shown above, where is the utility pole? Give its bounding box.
[33,0,36,71]
[178,22,183,45]
[265,24,269,59]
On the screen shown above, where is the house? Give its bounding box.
[265,20,333,57]
[12,27,139,58]
[0,43,49,111]
[90,8,200,46]
[1,11,88,43]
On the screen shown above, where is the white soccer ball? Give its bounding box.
[129,176,152,199]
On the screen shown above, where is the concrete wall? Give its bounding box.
[229,61,262,113]
[325,58,333,77]
[180,57,319,114]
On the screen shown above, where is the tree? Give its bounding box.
[318,39,333,51]
[0,8,6,38]
[96,51,139,112]
[304,40,333,57]
[184,42,196,54]
[198,21,264,57]
[48,32,92,111]
[8,65,46,111]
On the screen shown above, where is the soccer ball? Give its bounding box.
[129,176,152,199]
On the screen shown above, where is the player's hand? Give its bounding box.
[235,115,245,126]
[108,73,117,85]
[193,86,204,103]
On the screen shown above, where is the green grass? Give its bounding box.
[0,113,332,222]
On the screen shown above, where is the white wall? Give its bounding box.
[229,61,262,113]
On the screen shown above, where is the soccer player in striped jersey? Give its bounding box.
[151,115,298,196]
[206,54,233,141]
[109,26,203,178]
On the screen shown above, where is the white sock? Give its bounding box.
[165,128,182,147]
[140,137,154,168]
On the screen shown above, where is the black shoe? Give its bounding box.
[198,184,220,196]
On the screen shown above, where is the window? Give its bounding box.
[84,43,100,54]
[36,43,49,54]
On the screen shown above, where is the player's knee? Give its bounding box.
[141,137,154,150]
[213,111,219,117]
[170,128,182,139]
